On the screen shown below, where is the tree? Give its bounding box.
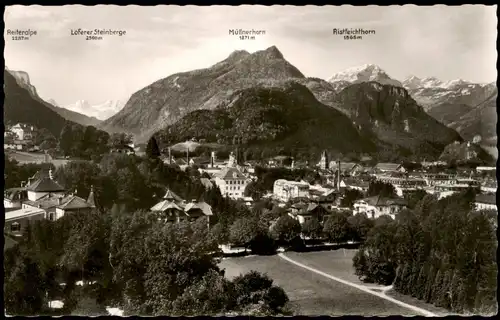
[347,213,374,241]
[270,215,302,244]
[229,218,263,247]
[340,188,364,208]
[301,217,322,239]
[4,250,46,315]
[109,132,133,148]
[367,181,397,198]
[146,136,161,159]
[166,269,234,316]
[323,213,350,243]
[232,271,289,314]
[59,123,74,156]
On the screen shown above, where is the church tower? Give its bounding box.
[319,150,329,170]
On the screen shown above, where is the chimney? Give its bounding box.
[211,151,214,168]
[337,160,341,190]
[186,148,190,164]
[168,147,172,164]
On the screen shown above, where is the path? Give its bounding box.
[278,253,437,317]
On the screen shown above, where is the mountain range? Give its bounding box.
[99,46,305,141]
[6,46,495,162]
[5,69,102,127]
[63,100,126,121]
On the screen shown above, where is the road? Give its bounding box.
[218,251,437,316]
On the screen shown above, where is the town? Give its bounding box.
[3,4,497,317]
[5,122,497,235]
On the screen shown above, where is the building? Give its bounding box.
[184,201,213,226]
[25,173,66,201]
[110,145,135,155]
[373,163,406,173]
[5,172,96,235]
[4,188,28,209]
[353,195,408,219]
[475,194,497,211]
[317,150,329,170]
[10,123,35,141]
[5,207,46,236]
[329,162,363,176]
[213,167,249,199]
[375,175,428,196]
[289,202,330,225]
[273,179,310,202]
[150,189,213,223]
[476,166,496,172]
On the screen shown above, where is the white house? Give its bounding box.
[11,123,35,141]
[475,194,497,211]
[373,163,406,173]
[353,195,408,219]
[4,188,28,209]
[213,167,249,199]
[273,179,310,202]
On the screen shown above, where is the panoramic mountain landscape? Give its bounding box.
[99,45,489,162]
[4,5,497,318]
[4,46,495,163]
[5,69,102,127]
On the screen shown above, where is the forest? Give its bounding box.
[353,190,497,315]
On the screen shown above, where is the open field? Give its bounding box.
[7,151,69,167]
[218,254,419,316]
[283,250,451,316]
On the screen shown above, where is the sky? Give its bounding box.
[4,5,498,108]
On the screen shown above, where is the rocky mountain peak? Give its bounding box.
[225,49,251,63]
[328,64,402,87]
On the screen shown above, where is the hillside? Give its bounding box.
[6,69,102,127]
[448,92,497,144]
[439,141,494,164]
[4,70,71,136]
[100,46,305,142]
[156,82,378,161]
[329,82,462,158]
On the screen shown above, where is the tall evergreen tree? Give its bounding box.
[146,136,161,159]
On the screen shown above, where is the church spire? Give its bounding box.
[87,185,97,209]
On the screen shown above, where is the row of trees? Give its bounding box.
[212,208,377,253]
[58,124,134,160]
[352,190,497,315]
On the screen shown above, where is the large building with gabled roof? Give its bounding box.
[213,166,249,199]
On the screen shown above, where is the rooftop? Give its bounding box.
[5,207,45,221]
[26,177,65,193]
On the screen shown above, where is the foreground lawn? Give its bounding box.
[282,250,452,316]
[218,254,416,316]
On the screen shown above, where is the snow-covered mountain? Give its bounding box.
[6,68,101,127]
[328,64,403,87]
[402,76,496,109]
[64,100,126,121]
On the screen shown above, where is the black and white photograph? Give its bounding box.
[3,4,498,316]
